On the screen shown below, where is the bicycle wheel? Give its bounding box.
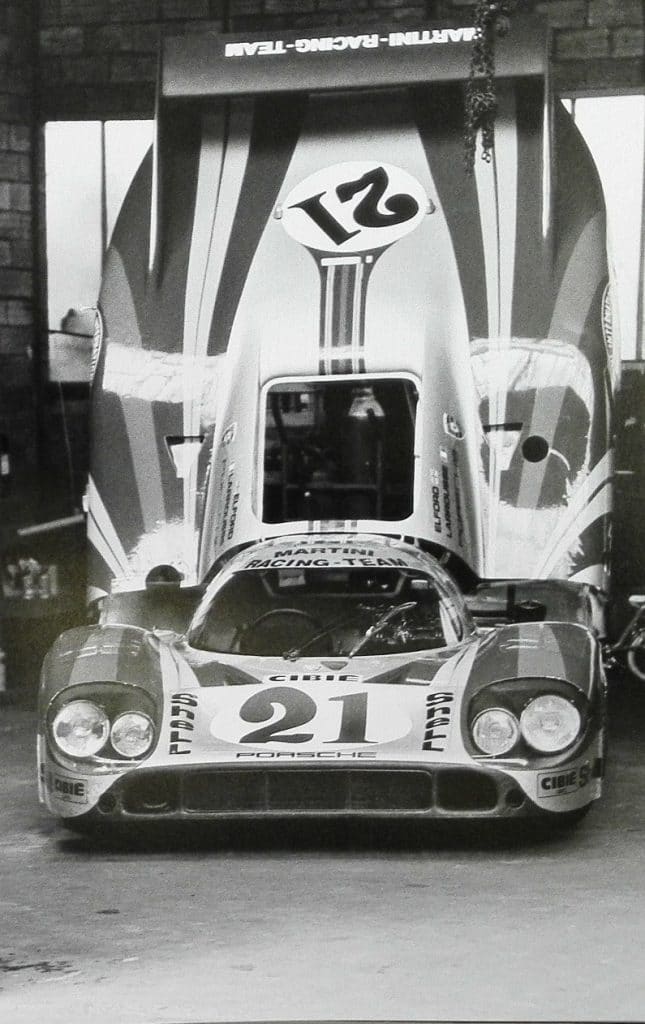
[626,630,645,681]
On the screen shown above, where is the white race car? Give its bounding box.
[38,534,605,829]
[39,21,613,834]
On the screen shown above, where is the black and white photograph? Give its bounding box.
[1,1,644,1022]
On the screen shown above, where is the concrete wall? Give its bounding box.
[0,0,643,533]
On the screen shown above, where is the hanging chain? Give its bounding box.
[464,0,518,174]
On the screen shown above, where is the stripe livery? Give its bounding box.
[89,46,613,598]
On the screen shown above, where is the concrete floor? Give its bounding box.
[2,675,645,1024]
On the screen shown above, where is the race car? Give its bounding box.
[86,18,617,603]
[38,19,613,832]
[37,534,606,828]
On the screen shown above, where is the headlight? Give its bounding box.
[472,707,520,755]
[49,684,158,761]
[52,700,110,758]
[110,712,155,758]
[520,694,581,753]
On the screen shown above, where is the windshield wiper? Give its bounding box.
[346,601,418,658]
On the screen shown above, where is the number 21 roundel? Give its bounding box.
[280,161,431,255]
[209,686,412,748]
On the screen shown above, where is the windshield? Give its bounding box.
[188,567,465,657]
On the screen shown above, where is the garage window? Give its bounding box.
[562,95,645,359]
[44,120,153,382]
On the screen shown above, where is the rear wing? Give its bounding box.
[151,15,549,274]
[161,17,547,101]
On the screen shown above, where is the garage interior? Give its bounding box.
[1,6,645,1024]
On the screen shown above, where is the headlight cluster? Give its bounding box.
[51,697,155,760]
[472,693,582,756]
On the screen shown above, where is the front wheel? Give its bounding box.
[627,630,645,681]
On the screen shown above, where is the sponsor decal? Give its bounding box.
[601,283,613,359]
[266,673,362,683]
[210,685,411,748]
[538,762,591,798]
[443,414,464,440]
[227,493,240,540]
[45,771,88,805]
[222,422,237,446]
[169,692,198,756]
[422,691,454,751]
[242,546,409,569]
[259,546,377,556]
[235,750,378,760]
[280,162,431,255]
[244,556,408,569]
[224,28,476,59]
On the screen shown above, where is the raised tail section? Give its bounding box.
[88,15,616,601]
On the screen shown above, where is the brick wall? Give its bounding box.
[34,0,644,120]
[541,0,645,92]
[0,2,38,540]
[0,0,643,533]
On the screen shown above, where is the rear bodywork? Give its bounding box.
[87,16,616,600]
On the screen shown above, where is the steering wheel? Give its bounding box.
[347,600,419,657]
[235,608,325,656]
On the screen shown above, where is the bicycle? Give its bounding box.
[605,595,645,681]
